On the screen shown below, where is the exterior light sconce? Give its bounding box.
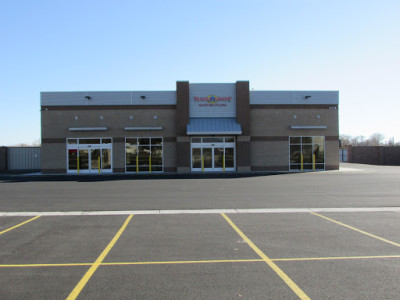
[85,96,91,100]
[304,95,311,99]
[140,95,146,100]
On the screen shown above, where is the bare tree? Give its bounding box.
[386,136,395,146]
[368,133,385,146]
[339,135,352,147]
[12,138,41,147]
[351,135,367,146]
[32,138,41,147]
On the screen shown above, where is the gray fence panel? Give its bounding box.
[7,147,41,170]
[339,149,348,162]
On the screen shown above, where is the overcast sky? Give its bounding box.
[1,0,399,145]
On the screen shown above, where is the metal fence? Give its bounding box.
[7,147,41,170]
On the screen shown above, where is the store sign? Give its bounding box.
[193,95,232,107]
[189,83,236,118]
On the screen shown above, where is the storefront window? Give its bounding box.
[290,136,325,170]
[138,138,150,145]
[125,145,137,172]
[126,138,137,146]
[290,137,301,144]
[152,138,162,145]
[125,137,163,173]
[101,149,111,169]
[138,146,150,169]
[151,146,163,165]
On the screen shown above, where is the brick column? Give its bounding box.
[176,81,191,173]
[236,81,251,171]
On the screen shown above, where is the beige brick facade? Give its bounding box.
[41,82,339,174]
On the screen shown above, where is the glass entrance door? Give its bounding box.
[76,148,111,174]
[90,149,101,171]
[190,137,236,172]
[79,150,89,171]
[214,147,224,169]
[67,138,112,174]
[203,148,212,169]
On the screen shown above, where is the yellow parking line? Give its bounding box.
[0,216,41,235]
[221,213,310,300]
[0,263,92,268]
[3,255,400,269]
[311,212,400,248]
[0,259,262,268]
[102,259,262,266]
[66,214,133,300]
[273,254,400,262]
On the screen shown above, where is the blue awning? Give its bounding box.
[187,118,242,135]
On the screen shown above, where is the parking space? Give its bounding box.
[313,212,400,245]
[1,210,400,299]
[105,214,259,263]
[82,263,297,299]
[278,258,400,299]
[227,212,400,259]
[0,266,88,300]
[0,216,127,265]
[0,216,39,236]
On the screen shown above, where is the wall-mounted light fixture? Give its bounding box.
[304,95,311,99]
[140,95,146,100]
[85,96,91,100]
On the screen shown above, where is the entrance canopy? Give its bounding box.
[187,118,242,135]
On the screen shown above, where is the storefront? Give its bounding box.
[191,137,236,172]
[66,138,112,174]
[125,137,163,173]
[40,81,339,174]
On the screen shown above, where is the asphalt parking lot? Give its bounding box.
[1,163,400,299]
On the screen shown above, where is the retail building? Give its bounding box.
[41,81,339,174]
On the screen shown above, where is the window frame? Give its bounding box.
[289,136,325,171]
[125,137,164,173]
[66,137,113,173]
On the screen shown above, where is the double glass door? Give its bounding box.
[67,138,112,174]
[191,137,235,172]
